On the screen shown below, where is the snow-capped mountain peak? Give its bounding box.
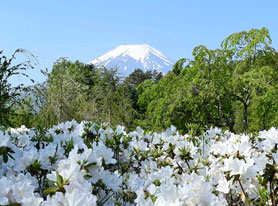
[90,44,173,75]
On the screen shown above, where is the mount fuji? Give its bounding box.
[89,44,174,76]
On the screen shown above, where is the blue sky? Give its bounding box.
[1,0,278,84]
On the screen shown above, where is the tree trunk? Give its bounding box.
[229,120,235,133]
[243,103,248,132]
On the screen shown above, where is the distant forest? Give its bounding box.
[1,27,278,134]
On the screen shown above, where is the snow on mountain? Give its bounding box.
[89,44,174,76]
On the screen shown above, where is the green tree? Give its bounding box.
[137,72,185,132]
[39,62,137,130]
[136,27,277,134]
[221,27,273,132]
[89,68,136,129]
[41,58,96,126]
[124,68,161,111]
[181,46,235,131]
[0,49,36,127]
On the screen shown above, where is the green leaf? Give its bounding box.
[56,172,64,186]
[43,186,59,195]
[3,153,8,163]
[86,162,97,168]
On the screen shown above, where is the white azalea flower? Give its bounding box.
[222,156,254,176]
[216,175,230,194]
[0,130,10,147]
[92,142,116,165]
[3,121,278,205]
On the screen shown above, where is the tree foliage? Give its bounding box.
[0,49,36,127]
[136,27,278,134]
[4,28,278,135]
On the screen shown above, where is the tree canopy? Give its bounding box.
[4,27,278,134]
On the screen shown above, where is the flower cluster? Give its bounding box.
[0,121,278,205]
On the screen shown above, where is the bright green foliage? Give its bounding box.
[221,27,275,132]
[137,73,184,131]
[137,28,278,134]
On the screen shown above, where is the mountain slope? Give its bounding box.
[89,44,174,75]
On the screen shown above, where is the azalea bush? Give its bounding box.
[0,120,278,205]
